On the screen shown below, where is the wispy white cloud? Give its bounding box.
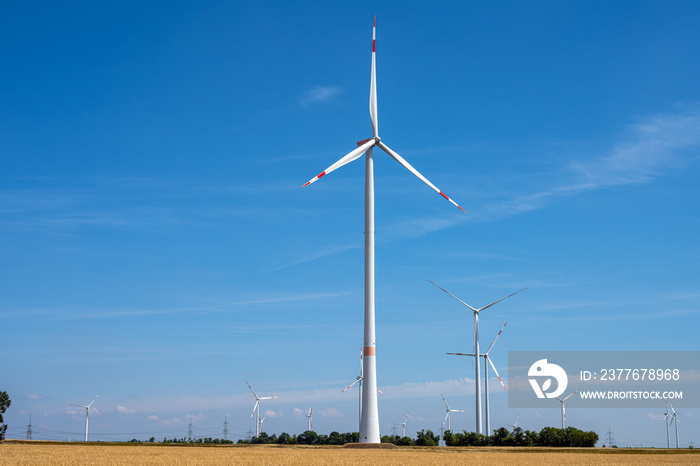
[572,105,700,186]
[115,405,136,415]
[301,85,343,105]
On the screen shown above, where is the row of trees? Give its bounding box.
[240,426,597,447]
[238,431,359,445]
[444,426,599,447]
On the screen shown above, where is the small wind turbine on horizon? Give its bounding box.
[342,348,385,432]
[440,394,464,432]
[303,17,467,444]
[431,280,526,434]
[510,415,520,431]
[555,389,580,429]
[660,400,680,448]
[70,393,100,442]
[669,402,680,449]
[447,321,509,436]
[246,381,278,438]
[399,413,410,438]
[306,408,313,432]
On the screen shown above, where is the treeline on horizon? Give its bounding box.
[150,426,598,447]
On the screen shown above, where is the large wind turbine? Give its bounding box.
[246,381,278,438]
[304,18,466,443]
[555,389,580,429]
[447,321,508,436]
[70,393,100,442]
[440,394,464,432]
[431,281,525,434]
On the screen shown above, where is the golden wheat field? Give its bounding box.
[1,442,699,465]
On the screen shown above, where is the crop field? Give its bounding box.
[2,442,699,465]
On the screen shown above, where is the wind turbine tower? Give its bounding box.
[304,18,467,443]
[669,402,680,449]
[70,393,100,442]
[440,394,464,432]
[555,389,580,429]
[342,348,364,431]
[431,281,525,434]
[246,381,278,438]
[306,408,313,432]
[447,321,509,436]
[399,413,409,438]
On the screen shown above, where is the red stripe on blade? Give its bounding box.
[318,171,326,179]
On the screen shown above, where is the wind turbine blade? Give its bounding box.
[562,389,580,401]
[487,357,507,391]
[669,401,676,415]
[342,378,361,392]
[259,396,279,400]
[476,288,527,313]
[443,412,450,425]
[245,381,260,400]
[369,16,378,138]
[451,409,465,413]
[360,347,363,378]
[250,400,259,420]
[377,141,467,213]
[87,393,100,408]
[71,404,88,409]
[377,387,385,395]
[446,352,477,357]
[441,394,449,410]
[428,281,478,312]
[485,322,508,355]
[302,139,376,187]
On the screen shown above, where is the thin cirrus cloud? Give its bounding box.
[385,105,700,233]
[301,85,343,106]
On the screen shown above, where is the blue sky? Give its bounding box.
[2,0,699,446]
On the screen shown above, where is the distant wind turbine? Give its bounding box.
[341,348,388,432]
[246,381,278,438]
[447,321,509,436]
[399,413,410,438]
[440,394,464,432]
[432,280,525,434]
[510,415,520,431]
[555,389,580,429]
[304,17,467,444]
[70,393,100,442]
[669,402,680,448]
[306,408,313,432]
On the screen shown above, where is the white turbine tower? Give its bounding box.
[304,18,467,443]
[399,413,409,438]
[447,321,509,436]
[431,281,525,434]
[660,401,671,448]
[246,381,278,438]
[70,393,100,442]
[306,408,313,432]
[555,389,580,429]
[669,402,680,448]
[440,394,464,432]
